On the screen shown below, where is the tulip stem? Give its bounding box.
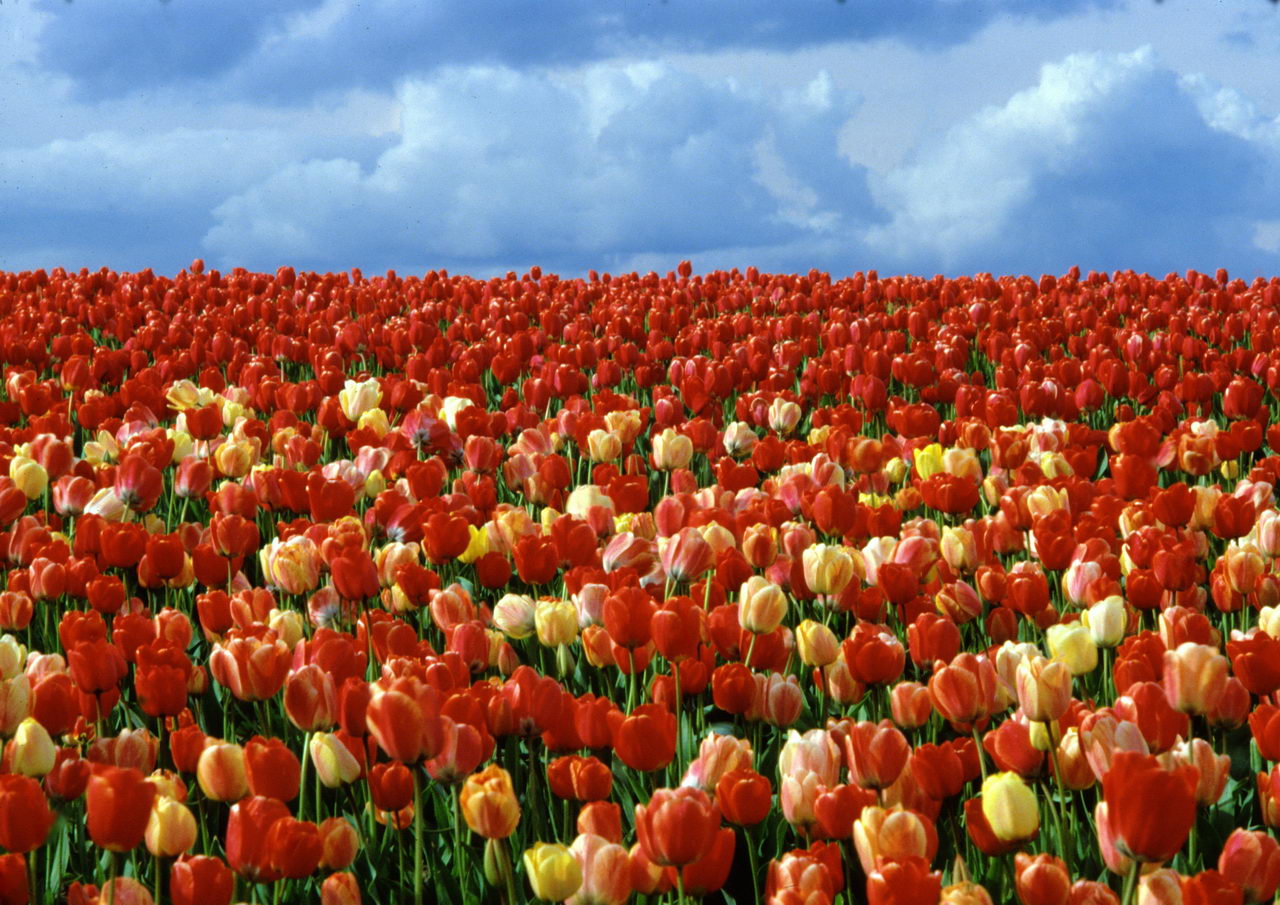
[676,872,687,905]
[971,727,988,782]
[413,767,425,905]
[627,650,637,712]
[673,658,684,772]
[1046,726,1072,874]
[504,838,519,905]
[745,826,761,905]
[298,731,311,822]
[1121,859,1140,905]
[153,854,162,905]
[453,785,467,897]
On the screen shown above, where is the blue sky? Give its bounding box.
[2,0,1278,278]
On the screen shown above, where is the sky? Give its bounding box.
[2,0,1278,280]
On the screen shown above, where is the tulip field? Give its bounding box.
[5,260,1280,905]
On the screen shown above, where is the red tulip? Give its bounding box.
[1099,751,1196,863]
[668,826,734,897]
[0,774,54,853]
[86,765,157,852]
[244,735,301,801]
[0,853,27,905]
[170,855,234,905]
[635,787,721,867]
[1218,829,1280,904]
[715,768,773,827]
[226,795,291,882]
[866,856,942,905]
[844,720,909,791]
[266,817,323,880]
[610,704,676,772]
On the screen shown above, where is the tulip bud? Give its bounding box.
[741,524,777,569]
[534,598,579,648]
[587,429,622,463]
[1083,596,1127,648]
[940,526,978,574]
[1014,852,1070,905]
[1217,828,1280,903]
[338,378,382,422]
[493,594,537,640]
[802,544,856,596]
[739,577,787,635]
[723,422,757,457]
[1015,656,1072,724]
[796,620,839,667]
[9,717,55,776]
[460,765,520,839]
[320,872,362,905]
[524,842,583,901]
[9,456,47,500]
[1042,730,1089,793]
[853,805,937,874]
[1162,642,1228,716]
[146,795,198,857]
[0,636,26,681]
[310,733,362,788]
[767,398,802,434]
[890,681,933,729]
[196,742,248,802]
[268,608,305,650]
[652,429,693,471]
[1045,623,1098,675]
[980,772,1039,843]
[1135,868,1181,905]
[319,817,361,871]
[941,881,995,905]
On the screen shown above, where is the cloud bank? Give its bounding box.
[3,1,1279,277]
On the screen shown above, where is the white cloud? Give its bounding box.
[202,62,864,272]
[863,47,1280,276]
[5,0,1280,278]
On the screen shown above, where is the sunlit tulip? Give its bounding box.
[1044,623,1098,675]
[524,842,583,902]
[652,429,693,471]
[338,378,383,422]
[460,765,520,839]
[739,576,787,635]
[9,717,55,776]
[146,795,198,857]
[634,787,720,867]
[802,544,855,596]
[1015,655,1072,724]
[981,772,1039,843]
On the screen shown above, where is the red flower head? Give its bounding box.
[635,786,721,867]
[86,764,157,853]
[170,855,234,905]
[844,720,910,791]
[226,795,291,883]
[0,774,55,853]
[866,856,942,905]
[244,735,301,802]
[716,768,773,827]
[114,454,163,513]
[1228,632,1280,697]
[843,624,906,686]
[1100,751,1197,863]
[610,704,676,773]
